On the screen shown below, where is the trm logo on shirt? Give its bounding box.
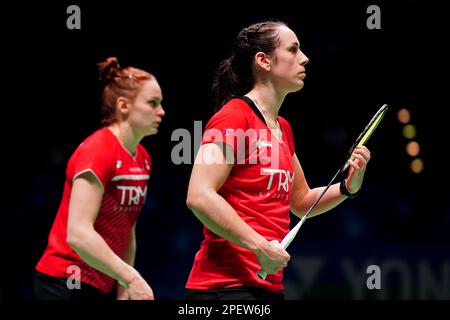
[117,185,148,206]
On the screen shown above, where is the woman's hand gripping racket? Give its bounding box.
[257,104,389,280]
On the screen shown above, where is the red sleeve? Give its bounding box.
[71,136,116,190]
[202,103,248,159]
[279,116,295,156]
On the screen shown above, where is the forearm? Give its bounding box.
[124,237,136,267]
[292,183,347,218]
[188,191,266,253]
[68,228,138,286]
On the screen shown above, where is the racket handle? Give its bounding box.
[343,162,349,171]
[257,270,267,280]
[256,221,305,281]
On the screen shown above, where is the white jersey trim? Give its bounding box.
[111,174,150,181]
[73,169,105,193]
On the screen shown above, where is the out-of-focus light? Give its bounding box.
[403,124,416,139]
[397,108,411,124]
[411,158,424,173]
[406,141,420,156]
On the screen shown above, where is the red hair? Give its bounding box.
[98,57,154,125]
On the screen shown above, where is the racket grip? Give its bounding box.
[343,161,349,171]
[256,239,283,281]
[257,270,267,280]
[256,227,301,281]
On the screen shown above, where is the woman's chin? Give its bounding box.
[150,128,158,135]
[289,81,305,93]
[143,127,158,137]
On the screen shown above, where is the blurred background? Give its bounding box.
[2,0,448,299]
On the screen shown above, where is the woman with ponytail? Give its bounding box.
[35,57,165,300]
[185,21,371,299]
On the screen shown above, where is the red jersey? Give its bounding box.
[36,127,151,293]
[186,97,296,293]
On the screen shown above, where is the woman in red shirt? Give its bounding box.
[35,57,165,300]
[185,21,371,299]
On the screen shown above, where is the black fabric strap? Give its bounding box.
[340,179,361,199]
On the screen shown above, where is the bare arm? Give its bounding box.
[186,143,290,274]
[290,153,346,218]
[124,223,137,267]
[67,172,153,299]
[117,223,137,300]
[290,146,371,218]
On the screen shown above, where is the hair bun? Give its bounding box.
[98,57,121,84]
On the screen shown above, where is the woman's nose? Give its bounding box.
[158,105,166,117]
[299,51,309,66]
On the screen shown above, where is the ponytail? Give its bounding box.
[98,57,121,85]
[212,57,239,107]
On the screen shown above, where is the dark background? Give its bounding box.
[2,0,448,300]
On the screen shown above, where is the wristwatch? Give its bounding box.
[340,179,361,199]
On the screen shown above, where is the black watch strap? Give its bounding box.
[340,179,360,199]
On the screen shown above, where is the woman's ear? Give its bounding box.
[254,51,271,72]
[116,97,129,118]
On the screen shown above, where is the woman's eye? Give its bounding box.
[148,100,158,107]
